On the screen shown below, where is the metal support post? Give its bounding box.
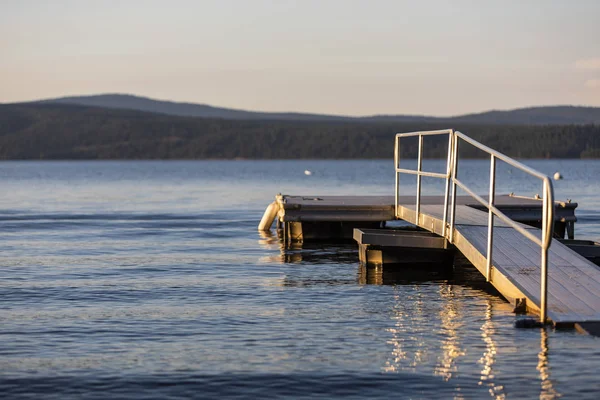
[415,135,423,225]
[486,155,496,281]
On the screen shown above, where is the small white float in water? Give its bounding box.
[304,170,312,176]
[553,172,563,180]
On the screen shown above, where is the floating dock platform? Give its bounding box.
[273,194,577,243]
[353,227,454,268]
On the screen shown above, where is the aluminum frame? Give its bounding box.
[394,129,555,323]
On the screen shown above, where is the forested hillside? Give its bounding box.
[0,103,599,160]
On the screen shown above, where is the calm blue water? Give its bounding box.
[1,160,599,399]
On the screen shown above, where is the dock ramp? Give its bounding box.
[394,129,600,330]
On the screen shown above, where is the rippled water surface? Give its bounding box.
[1,160,600,399]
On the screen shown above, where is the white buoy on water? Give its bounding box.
[304,170,312,176]
[553,172,562,180]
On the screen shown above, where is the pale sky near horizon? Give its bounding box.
[1,0,599,116]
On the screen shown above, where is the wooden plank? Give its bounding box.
[354,228,448,248]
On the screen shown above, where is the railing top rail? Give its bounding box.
[395,129,453,138]
[454,131,549,181]
[394,169,447,179]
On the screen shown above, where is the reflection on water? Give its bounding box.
[435,284,465,382]
[257,234,567,399]
[479,301,505,399]
[382,284,466,378]
[381,283,562,399]
[383,288,426,373]
[359,264,383,285]
[358,264,453,285]
[258,229,277,243]
[258,237,359,265]
[538,328,560,399]
[269,238,561,397]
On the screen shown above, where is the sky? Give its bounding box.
[1,0,599,116]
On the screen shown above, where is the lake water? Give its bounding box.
[1,160,599,399]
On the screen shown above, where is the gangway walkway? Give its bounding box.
[395,129,600,330]
[397,202,600,327]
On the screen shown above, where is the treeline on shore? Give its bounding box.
[0,103,599,160]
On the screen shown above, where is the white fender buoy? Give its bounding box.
[304,170,312,176]
[553,172,562,180]
[258,201,279,231]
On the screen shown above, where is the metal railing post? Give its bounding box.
[486,155,496,282]
[394,135,399,218]
[442,131,453,238]
[449,133,459,243]
[541,247,548,323]
[415,135,424,225]
[540,178,550,323]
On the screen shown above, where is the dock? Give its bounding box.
[259,128,600,334]
[273,194,577,242]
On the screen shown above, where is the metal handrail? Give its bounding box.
[394,129,554,323]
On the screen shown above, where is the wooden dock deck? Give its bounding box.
[278,194,577,223]
[396,201,600,330]
[275,194,577,241]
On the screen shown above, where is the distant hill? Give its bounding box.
[32,94,361,122]
[0,102,599,160]
[24,93,600,125]
[446,106,600,125]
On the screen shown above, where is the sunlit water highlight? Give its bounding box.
[1,160,599,399]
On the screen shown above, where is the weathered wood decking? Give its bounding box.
[396,202,600,329]
[278,194,577,221]
[277,194,577,239]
